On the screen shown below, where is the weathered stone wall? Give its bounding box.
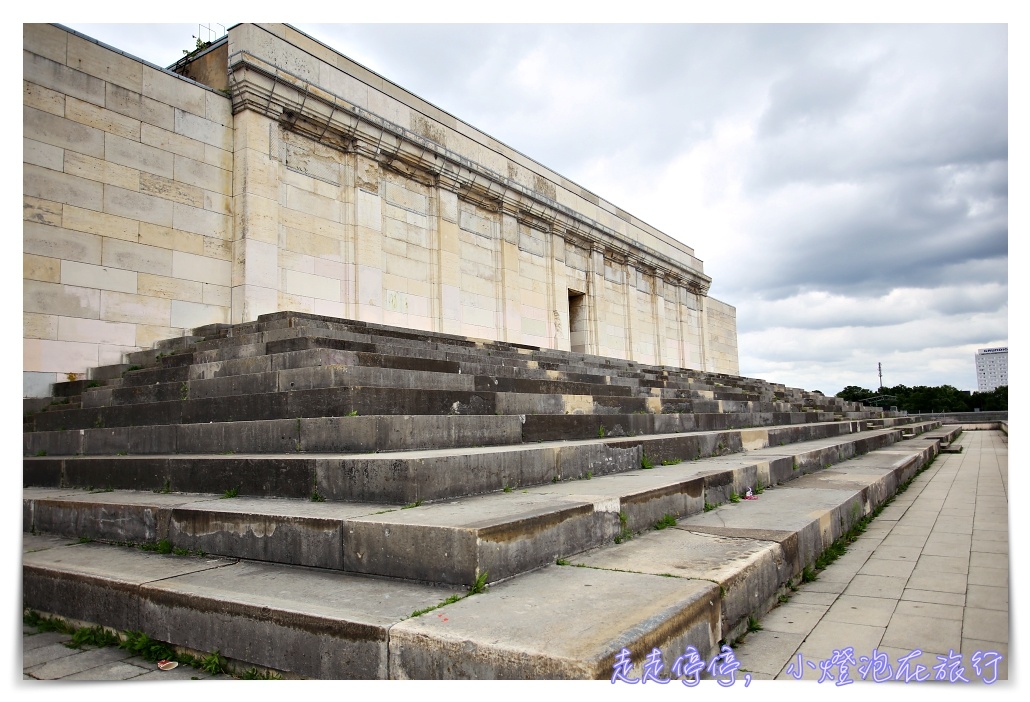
[23,24,233,396]
[23,22,740,396]
[703,297,741,376]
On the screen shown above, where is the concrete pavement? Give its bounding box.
[21,623,232,680]
[733,428,1009,683]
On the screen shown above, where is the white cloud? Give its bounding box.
[57,21,1010,396]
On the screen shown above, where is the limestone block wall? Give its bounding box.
[703,297,741,376]
[23,24,233,396]
[22,22,740,396]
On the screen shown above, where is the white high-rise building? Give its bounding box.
[975,347,1008,392]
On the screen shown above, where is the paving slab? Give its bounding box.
[25,645,133,679]
[881,612,962,652]
[965,584,1007,611]
[728,631,806,676]
[843,574,908,599]
[22,643,79,669]
[966,566,1006,587]
[901,588,966,606]
[757,603,828,634]
[733,430,1008,685]
[823,594,897,627]
[962,607,1008,643]
[22,630,73,652]
[857,557,916,578]
[62,660,151,680]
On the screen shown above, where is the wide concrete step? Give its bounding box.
[21,533,720,679]
[23,426,955,678]
[24,423,947,585]
[21,534,461,679]
[25,420,922,502]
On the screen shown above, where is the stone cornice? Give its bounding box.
[228,50,712,296]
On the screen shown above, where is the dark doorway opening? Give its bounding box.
[568,290,587,354]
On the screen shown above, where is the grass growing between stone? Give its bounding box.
[653,514,677,530]
[407,571,491,619]
[613,510,633,544]
[777,451,941,608]
[23,610,282,679]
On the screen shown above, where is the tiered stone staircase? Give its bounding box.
[22,311,956,679]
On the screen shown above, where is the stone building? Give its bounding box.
[23,23,739,397]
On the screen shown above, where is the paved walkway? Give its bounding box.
[21,624,232,680]
[733,428,1009,683]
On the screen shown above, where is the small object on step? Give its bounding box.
[744,486,758,500]
[157,660,179,671]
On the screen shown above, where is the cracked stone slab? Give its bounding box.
[572,528,788,638]
[389,564,721,679]
[23,540,235,631]
[137,558,461,679]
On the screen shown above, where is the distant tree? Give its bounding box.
[835,383,1006,413]
[969,386,1007,411]
[836,386,875,403]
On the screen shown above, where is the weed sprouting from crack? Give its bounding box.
[468,571,489,595]
[614,510,634,544]
[653,514,677,530]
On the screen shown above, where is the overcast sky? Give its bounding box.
[58,13,1012,396]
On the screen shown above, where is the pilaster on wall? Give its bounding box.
[499,212,521,344]
[354,156,384,324]
[437,189,462,336]
[623,262,637,364]
[587,244,605,357]
[231,110,279,323]
[698,295,710,373]
[653,275,668,367]
[547,229,570,352]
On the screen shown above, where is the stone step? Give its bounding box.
[25,414,523,457]
[37,309,860,415]
[23,423,943,584]
[24,420,918,503]
[21,535,461,679]
[120,311,829,399]
[22,426,956,678]
[23,405,845,458]
[21,534,719,679]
